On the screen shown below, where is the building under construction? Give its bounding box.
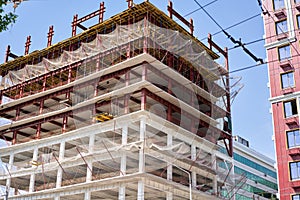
[0,1,235,199]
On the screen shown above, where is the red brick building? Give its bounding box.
[263,0,300,199]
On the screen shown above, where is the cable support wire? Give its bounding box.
[193,0,264,64]
[227,50,300,74]
[200,13,261,41]
[182,0,220,18]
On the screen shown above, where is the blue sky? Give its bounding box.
[0,0,274,158]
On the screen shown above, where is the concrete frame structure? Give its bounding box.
[263,0,300,199]
[0,1,235,199]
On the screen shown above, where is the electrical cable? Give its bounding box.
[182,0,220,18]
[226,1,300,77]
[200,13,261,41]
[193,0,264,64]
[228,51,300,74]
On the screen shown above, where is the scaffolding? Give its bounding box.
[0,1,237,199]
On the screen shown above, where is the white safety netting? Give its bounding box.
[1,19,226,93]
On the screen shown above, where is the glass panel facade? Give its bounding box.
[278,45,291,61]
[273,0,285,10]
[290,162,300,180]
[233,153,277,179]
[219,146,277,179]
[276,20,288,34]
[287,129,300,148]
[281,71,294,89]
[235,194,253,200]
[235,167,278,190]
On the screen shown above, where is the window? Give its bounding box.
[278,45,291,61]
[290,162,300,180]
[293,194,300,200]
[297,15,300,29]
[287,129,300,148]
[273,0,285,10]
[276,20,288,34]
[284,99,298,118]
[281,71,294,89]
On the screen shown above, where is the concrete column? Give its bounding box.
[84,191,91,200]
[167,134,172,181]
[119,126,128,200]
[5,152,14,196]
[86,134,95,182]
[211,153,218,195]
[54,194,60,200]
[191,145,197,188]
[56,141,65,188]
[139,117,146,173]
[166,192,173,200]
[137,180,145,200]
[137,118,146,199]
[119,184,126,200]
[29,147,39,192]
[120,125,128,175]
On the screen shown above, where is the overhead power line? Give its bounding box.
[182,0,220,18]
[193,0,264,64]
[200,13,261,41]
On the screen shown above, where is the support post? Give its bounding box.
[39,100,44,114]
[141,89,147,111]
[224,47,232,156]
[127,0,133,8]
[166,192,173,200]
[4,45,18,62]
[4,45,10,63]
[24,35,31,55]
[29,147,38,192]
[12,131,17,145]
[137,180,145,200]
[119,184,126,200]
[119,125,128,199]
[36,124,41,139]
[99,2,105,23]
[168,0,173,18]
[142,62,147,81]
[68,65,72,84]
[137,117,146,200]
[120,125,128,175]
[143,16,148,53]
[167,134,172,181]
[0,90,2,105]
[47,25,54,47]
[72,14,78,36]
[5,152,14,197]
[139,117,146,173]
[190,18,194,35]
[84,192,91,200]
[211,153,218,195]
[62,115,68,133]
[15,107,20,121]
[86,134,95,182]
[191,145,197,188]
[207,34,233,157]
[56,141,65,188]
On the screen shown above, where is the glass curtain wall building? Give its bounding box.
[220,135,278,200]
